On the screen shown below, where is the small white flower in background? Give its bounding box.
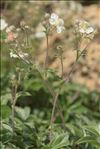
[49,13,59,26]
[79,28,85,33]
[56,19,65,33]
[0,18,8,30]
[56,26,65,33]
[10,51,28,60]
[49,13,65,33]
[75,20,95,35]
[10,51,18,58]
[85,27,94,34]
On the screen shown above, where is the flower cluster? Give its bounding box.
[75,20,96,39]
[49,13,65,33]
[10,50,29,63]
[10,51,18,58]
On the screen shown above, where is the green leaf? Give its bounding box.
[15,107,30,121]
[83,125,100,137]
[61,83,89,94]
[43,133,69,149]
[24,78,43,91]
[1,105,11,119]
[76,136,100,147]
[2,123,13,132]
[0,143,5,149]
[1,93,11,105]
[16,91,31,99]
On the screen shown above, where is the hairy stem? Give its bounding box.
[44,35,49,69]
[11,71,20,133]
[11,84,17,133]
[60,55,64,77]
[76,50,79,61]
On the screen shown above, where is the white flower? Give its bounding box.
[79,26,94,34]
[49,13,59,26]
[57,26,65,33]
[10,51,18,58]
[85,27,94,34]
[49,13,65,33]
[0,18,8,30]
[10,51,28,59]
[79,28,86,33]
[56,18,65,33]
[75,20,95,35]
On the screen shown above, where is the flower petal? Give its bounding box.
[57,26,65,33]
[86,27,94,34]
[51,13,58,20]
[79,28,85,33]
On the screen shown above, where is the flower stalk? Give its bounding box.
[44,34,49,69]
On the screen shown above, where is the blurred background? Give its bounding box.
[1,0,100,98]
[1,0,100,91]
